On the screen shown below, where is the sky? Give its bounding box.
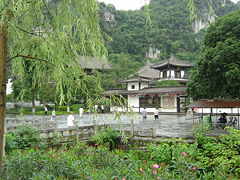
[98,0,239,10]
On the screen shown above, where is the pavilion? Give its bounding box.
[103,56,194,113]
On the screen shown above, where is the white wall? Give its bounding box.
[170,70,175,78]
[128,95,139,109]
[140,82,148,89]
[181,71,185,78]
[6,79,12,95]
[167,70,170,78]
[160,71,163,78]
[127,82,139,91]
[194,108,240,114]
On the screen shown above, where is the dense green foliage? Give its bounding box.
[91,127,118,149]
[97,0,239,90]
[5,124,44,154]
[2,0,106,105]
[99,0,239,60]
[188,9,240,100]
[2,127,240,179]
[156,80,181,87]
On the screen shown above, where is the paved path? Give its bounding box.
[6,113,193,138]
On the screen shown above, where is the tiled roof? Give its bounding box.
[135,62,160,79]
[78,55,113,70]
[118,77,155,83]
[101,89,138,96]
[151,56,194,69]
[137,86,187,95]
[188,99,240,108]
[102,86,187,96]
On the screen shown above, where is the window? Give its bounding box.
[131,85,135,89]
[140,95,161,108]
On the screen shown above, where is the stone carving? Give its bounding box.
[163,96,175,109]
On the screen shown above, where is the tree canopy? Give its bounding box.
[0,0,106,166]
[187,9,240,100]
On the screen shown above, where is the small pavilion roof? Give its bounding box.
[78,55,113,70]
[151,56,194,69]
[118,77,155,84]
[188,99,240,108]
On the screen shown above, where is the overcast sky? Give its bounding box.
[98,0,239,10]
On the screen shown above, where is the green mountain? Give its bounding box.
[98,0,239,89]
[99,0,239,62]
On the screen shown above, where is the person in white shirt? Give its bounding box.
[67,112,75,127]
[79,107,83,117]
[101,105,104,113]
[94,105,98,111]
[141,108,147,122]
[154,108,159,120]
[44,106,48,115]
[51,109,56,121]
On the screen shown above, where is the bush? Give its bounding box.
[91,127,118,150]
[71,104,84,111]
[57,106,67,111]
[195,127,240,176]
[5,124,44,153]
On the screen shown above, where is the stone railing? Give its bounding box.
[40,124,110,142]
[5,116,158,142]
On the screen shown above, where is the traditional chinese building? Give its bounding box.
[103,56,194,113]
[78,55,112,74]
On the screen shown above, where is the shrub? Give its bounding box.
[91,127,118,150]
[57,106,67,111]
[5,124,44,153]
[71,104,84,111]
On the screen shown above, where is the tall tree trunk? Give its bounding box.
[32,96,36,115]
[0,26,7,167]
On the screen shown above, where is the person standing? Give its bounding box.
[51,109,56,121]
[101,105,104,113]
[67,112,75,127]
[141,108,147,122]
[79,107,83,117]
[94,105,98,112]
[154,108,159,120]
[44,106,48,115]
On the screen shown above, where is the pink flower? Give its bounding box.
[191,166,197,170]
[152,169,158,175]
[122,178,126,180]
[139,167,143,173]
[182,152,187,156]
[153,164,159,169]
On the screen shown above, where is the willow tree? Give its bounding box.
[0,0,106,166]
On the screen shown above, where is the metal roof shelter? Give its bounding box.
[187,99,240,134]
[188,99,240,108]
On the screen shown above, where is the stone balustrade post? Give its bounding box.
[131,118,134,136]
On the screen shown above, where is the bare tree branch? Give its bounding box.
[16,26,45,38]
[7,48,26,62]
[7,54,55,66]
